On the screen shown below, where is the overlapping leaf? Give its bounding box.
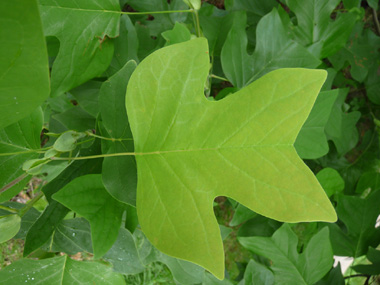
[294,90,338,159]
[239,225,333,284]
[0,108,42,203]
[52,174,125,258]
[0,0,49,129]
[0,255,124,284]
[39,0,120,97]
[221,9,320,88]
[126,38,336,279]
[99,61,137,205]
[284,0,358,58]
[328,190,380,257]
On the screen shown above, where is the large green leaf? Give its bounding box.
[52,174,125,258]
[0,255,124,284]
[126,38,336,279]
[99,61,137,205]
[295,90,338,159]
[221,9,320,88]
[0,108,43,203]
[0,0,49,129]
[39,0,120,97]
[239,225,333,284]
[284,0,358,58]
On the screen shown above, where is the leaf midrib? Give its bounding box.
[134,143,293,156]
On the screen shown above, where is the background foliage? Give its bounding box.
[0,0,380,284]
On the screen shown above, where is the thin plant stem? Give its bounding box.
[85,131,133,142]
[373,8,380,36]
[18,190,44,218]
[51,152,136,161]
[0,173,29,194]
[0,205,18,214]
[120,9,193,16]
[211,74,229,82]
[193,9,201,37]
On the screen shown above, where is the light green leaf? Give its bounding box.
[0,0,49,129]
[162,22,192,46]
[0,214,21,243]
[53,131,86,153]
[183,0,201,10]
[0,107,43,203]
[325,89,361,155]
[126,38,336,279]
[284,0,358,58]
[0,255,125,284]
[295,90,339,159]
[239,225,333,284]
[52,174,125,258]
[39,0,120,97]
[243,259,274,285]
[316,168,345,197]
[99,61,137,205]
[221,9,320,88]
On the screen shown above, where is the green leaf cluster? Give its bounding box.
[0,0,380,284]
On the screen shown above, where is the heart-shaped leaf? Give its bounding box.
[126,38,336,279]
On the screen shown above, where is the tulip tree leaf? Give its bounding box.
[0,108,43,203]
[0,255,124,284]
[328,190,380,257]
[221,9,320,88]
[52,174,125,258]
[126,38,337,279]
[99,61,137,205]
[0,0,49,129]
[239,225,333,284]
[39,0,120,97]
[325,89,361,155]
[284,0,358,58]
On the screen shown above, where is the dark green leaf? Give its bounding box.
[0,255,125,284]
[243,259,275,285]
[325,89,361,155]
[0,108,42,203]
[221,9,320,88]
[284,0,358,58]
[40,0,120,97]
[0,0,49,129]
[328,190,380,257]
[99,61,137,205]
[295,90,339,159]
[52,174,125,258]
[239,225,333,284]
